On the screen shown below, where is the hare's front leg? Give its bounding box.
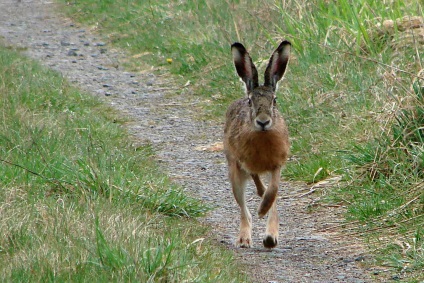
[251,174,266,197]
[260,167,281,248]
[229,161,252,248]
[263,201,279,248]
[258,167,281,217]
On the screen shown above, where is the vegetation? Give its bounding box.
[62,0,424,280]
[0,0,421,280]
[0,46,248,282]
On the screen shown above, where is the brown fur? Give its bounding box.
[224,41,291,248]
[225,112,289,173]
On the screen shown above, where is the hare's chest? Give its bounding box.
[238,131,288,174]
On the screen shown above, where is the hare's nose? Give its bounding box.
[256,119,270,130]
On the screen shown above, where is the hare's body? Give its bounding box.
[225,96,289,174]
[224,41,291,249]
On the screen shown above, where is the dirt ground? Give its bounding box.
[0,1,375,282]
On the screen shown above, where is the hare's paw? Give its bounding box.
[263,234,278,249]
[236,235,252,248]
[236,228,252,248]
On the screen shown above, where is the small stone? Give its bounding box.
[105,92,112,96]
[95,42,106,46]
[67,50,78,56]
[60,40,70,46]
[100,48,107,54]
[355,256,365,262]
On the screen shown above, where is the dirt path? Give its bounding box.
[0,1,372,282]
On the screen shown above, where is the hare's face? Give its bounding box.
[248,87,277,131]
[231,40,290,132]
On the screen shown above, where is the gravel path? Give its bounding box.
[0,1,373,282]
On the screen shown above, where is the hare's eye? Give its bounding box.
[247,98,252,106]
[273,97,277,105]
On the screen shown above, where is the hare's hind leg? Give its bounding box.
[229,161,252,248]
[251,174,266,197]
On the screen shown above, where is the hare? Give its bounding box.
[224,40,291,248]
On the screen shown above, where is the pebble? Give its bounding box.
[67,50,77,56]
[355,256,366,262]
[391,275,400,280]
[60,40,70,46]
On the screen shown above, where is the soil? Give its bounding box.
[0,1,375,282]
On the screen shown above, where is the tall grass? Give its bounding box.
[0,46,248,282]
[62,0,424,279]
[342,78,424,278]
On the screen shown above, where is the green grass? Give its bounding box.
[62,0,422,182]
[50,0,424,280]
[0,45,248,282]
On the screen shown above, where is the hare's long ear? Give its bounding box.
[264,40,291,91]
[231,42,259,92]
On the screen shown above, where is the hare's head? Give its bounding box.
[231,41,291,131]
